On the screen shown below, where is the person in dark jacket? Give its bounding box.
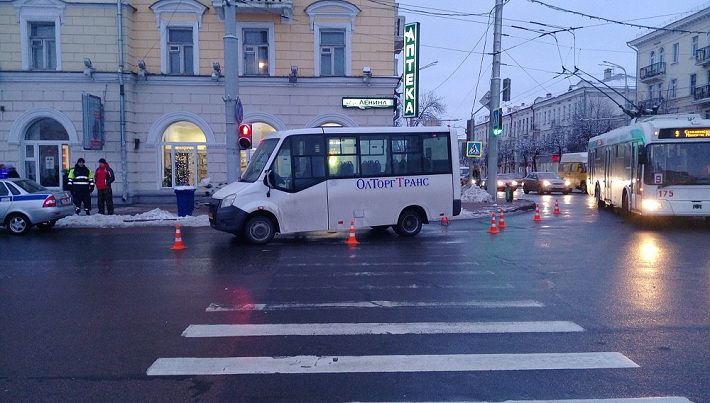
[95,158,115,215]
[68,158,94,215]
[6,164,20,178]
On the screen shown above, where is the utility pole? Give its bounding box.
[117,0,128,201]
[224,0,241,182]
[486,0,503,198]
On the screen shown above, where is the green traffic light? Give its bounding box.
[493,128,502,136]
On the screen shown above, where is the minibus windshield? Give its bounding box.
[241,138,279,182]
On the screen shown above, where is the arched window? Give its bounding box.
[659,47,665,64]
[23,118,70,188]
[161,121,208,187]
[649,51,655,65]
[321,122,343,127]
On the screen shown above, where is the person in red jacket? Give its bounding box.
[95,158,115,215]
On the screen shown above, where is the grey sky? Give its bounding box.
[396,0,709,130]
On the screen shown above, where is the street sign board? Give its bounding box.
[479,90,491,108]
[82,93,104,150]
[402,22,420,118]
[466,141,482,158]
[342,97,396,109]
[235,97,244,126]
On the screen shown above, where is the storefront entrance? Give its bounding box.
[23,118,71,188]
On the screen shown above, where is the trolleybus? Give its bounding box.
[588,114,710,217]
[209,126,462,243]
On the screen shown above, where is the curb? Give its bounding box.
[455,199,536,221]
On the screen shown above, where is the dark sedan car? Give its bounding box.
[522,172,573,195]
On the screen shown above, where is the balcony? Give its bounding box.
[638,97,664,111]
[212,0,293,21]
[639,62,665,83]
[694,85,710,103]
[696,46,710,66]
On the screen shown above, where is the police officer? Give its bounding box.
[68,158,94,215]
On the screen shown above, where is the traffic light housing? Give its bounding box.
[238,123,252,150]
[502,78,511,102]
[492,108,503,136]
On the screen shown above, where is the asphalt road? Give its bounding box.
[0,192,708,402]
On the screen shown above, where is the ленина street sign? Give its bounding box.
[342,97,396,110]
[403,22,420,118]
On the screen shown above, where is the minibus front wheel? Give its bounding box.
[243,215,276,244]
[394,208,424,237]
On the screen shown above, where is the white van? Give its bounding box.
[209,126,462,244]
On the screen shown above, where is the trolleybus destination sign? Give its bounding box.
[658,128,710,139]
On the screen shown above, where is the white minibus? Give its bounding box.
[209,127,462,243]
[588,114,710,217]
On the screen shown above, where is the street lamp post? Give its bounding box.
[601,60,631,110]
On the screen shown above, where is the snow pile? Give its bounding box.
[461,185,493,203]
[55,208,209,228]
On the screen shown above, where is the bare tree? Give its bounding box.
[407,90,447,127]
[565,97,619,152]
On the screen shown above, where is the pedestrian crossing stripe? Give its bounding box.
[181,321,583,337]
[146,352,638,376]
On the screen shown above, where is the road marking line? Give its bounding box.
[275,270,497,277]
[182,321,584,337]
[277,261,481,267]
[262,284,514,291]
[363,398,693,403]
[146,352,638,376]
[206,300,544,311]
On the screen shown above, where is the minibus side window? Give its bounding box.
[327,136,359,177]
[391,135,422,175]
[272,138,293,191]
[292,134,326,191]
[422,133,450,174]
[360,135,390,176]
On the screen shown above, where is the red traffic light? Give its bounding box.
[238,123,252,150]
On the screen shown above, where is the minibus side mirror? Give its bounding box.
[264,170,274,188]
[638,146,647,165]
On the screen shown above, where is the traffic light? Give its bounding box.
[492,108,503,136]
[502,78,511,102]
[238,123,252,150]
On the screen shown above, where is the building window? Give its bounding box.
[670,79,677,99]
[657,83,663,99]
[243,29,269,75]
[672,43,679,63]
[161,121,208,187]
[23,118,70,188]
[168,28,194,74]
[649,50,655,65]
[659,47,664,64]
[691,36,699,58]
[320,29,346,76]
[690,74,697,96]
[648,85,653,100]
[29,22,56,70]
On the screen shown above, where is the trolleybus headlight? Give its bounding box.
[542,180,551,187]
[221,193,237,208]
[641,199,661,211]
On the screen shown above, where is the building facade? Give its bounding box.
[627,7,710,118]
[0,0,401,201]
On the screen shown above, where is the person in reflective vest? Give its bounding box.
[68,158,94,215]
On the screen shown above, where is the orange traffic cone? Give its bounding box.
[170,224,186,250]
[498,209,506,229]
[553,199,561,215]
[533,204,542,222]
[440,216,449,226]
[487,212,499,234]
[345,219,359,245]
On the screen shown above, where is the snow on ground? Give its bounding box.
[461,185,493,203]
[55,209,209,228]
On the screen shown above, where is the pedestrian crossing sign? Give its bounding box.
[466,141,482,158]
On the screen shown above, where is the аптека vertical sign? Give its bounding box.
[403,22,420,118]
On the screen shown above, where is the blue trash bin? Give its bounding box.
[174,186,196,217]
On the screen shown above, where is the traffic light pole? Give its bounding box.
[486,0,504,199]
[224,0,241,182]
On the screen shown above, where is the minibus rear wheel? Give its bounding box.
[394,208,423,237]
[243,215,276,244]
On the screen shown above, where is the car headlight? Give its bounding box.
[564,179,571,186]
[542,180,551,187]
[221,193,237,208]
[642,199,661,211]
[511,180,518,186]
[497,180,504,187]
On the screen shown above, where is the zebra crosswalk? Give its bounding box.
[146,270,693,401]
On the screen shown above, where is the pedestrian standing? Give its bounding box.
[68,158,94,215]
[95,158,115,215]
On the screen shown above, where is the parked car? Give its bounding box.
[0,178,74,235]
[479,173,524,191]
[522,172,573,195]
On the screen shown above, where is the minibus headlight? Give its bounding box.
[564,179,571,186]
[221,193,237,208]
[542,180,551,187]
[642,199,661,211]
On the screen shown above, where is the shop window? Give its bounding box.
[161,121,208,187]
[23,118,70,188]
